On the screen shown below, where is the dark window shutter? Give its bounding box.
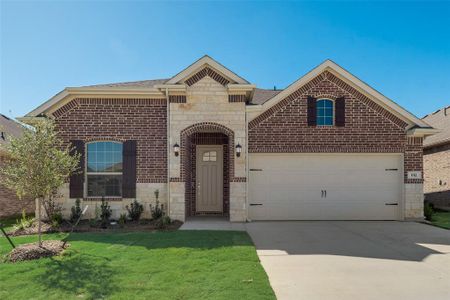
[335,97,345,127]
[69,140,85,198]
[307,96,317,126]
[122,140,137,198]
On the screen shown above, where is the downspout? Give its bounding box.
[245,104,250,222]
[166,88,171,218]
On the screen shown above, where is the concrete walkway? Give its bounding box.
[246,221,450,300]
[179,217,246,231]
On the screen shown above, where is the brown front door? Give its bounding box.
[196,145,223,213]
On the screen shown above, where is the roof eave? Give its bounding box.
[25,87,166,117]
[407,127,440,137]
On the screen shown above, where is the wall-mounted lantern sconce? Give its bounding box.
[173,143,180,157]
[236,143,242,157]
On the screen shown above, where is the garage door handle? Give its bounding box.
[250,203,262,206]
[385,203,398,206]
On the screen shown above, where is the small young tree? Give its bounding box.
[0,118,80,246]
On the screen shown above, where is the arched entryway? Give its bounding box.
[180,123,235,218]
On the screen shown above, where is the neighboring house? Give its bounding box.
[0,114,34,218]
[423,106,450,209]
[20,56,437,222]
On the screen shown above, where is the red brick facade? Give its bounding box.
[248,71,423,183]
[53,98,167,183]
[424,143,450,207]
[0,155,35,217]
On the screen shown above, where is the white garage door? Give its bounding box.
[248,154,403,220]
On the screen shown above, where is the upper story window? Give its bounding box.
[316,99,334,126]
[86,141,123,197]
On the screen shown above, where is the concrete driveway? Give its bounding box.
[246,221,450,300]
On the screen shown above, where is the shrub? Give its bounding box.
[126,200,144,221]
[100,197,112,228]
[89,218,98,228]
[50,212,63,227]
[150,189,164,220]
[70,198,83,223]
[118,213,127,227]
[424,202,434,221]
[14,210,35,231]
[155,215,171,230]
[150,201,164,220]
[44,192,64,224]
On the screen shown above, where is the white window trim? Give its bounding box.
[316,98,335,126]
[84,141,123,199]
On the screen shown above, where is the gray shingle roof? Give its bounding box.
[251,88,283,105]
[81,78,282,105]
[82,78,169,88]
[423,106,450,148]
[0,114,26,148]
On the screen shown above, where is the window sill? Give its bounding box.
[83,197,123,202]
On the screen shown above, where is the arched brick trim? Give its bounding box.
[185,67,230,86]
[180,122,235,181]
[315,94,340,101]
[84,137,127,142]
[249,71,408,130]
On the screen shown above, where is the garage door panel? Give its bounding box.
[248,154,402,220]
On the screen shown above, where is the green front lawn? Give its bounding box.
[431,210,450,229]
[0,231,275,300]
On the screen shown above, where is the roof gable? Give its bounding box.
[422,106,450,147]
[166,55,249,85]
[253,60,429,128]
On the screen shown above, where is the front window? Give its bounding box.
[202,151,217,162]
[86,141,123,197]
[317,99,334,126]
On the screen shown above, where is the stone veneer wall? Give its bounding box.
[169,76,247,222]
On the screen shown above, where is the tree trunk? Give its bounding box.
[37,197,42,247]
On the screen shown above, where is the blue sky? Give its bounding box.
[1,1,449,119]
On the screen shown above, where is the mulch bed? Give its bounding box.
[8,219,183,236]
[9,222,57,236]
[8,240,69,262]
